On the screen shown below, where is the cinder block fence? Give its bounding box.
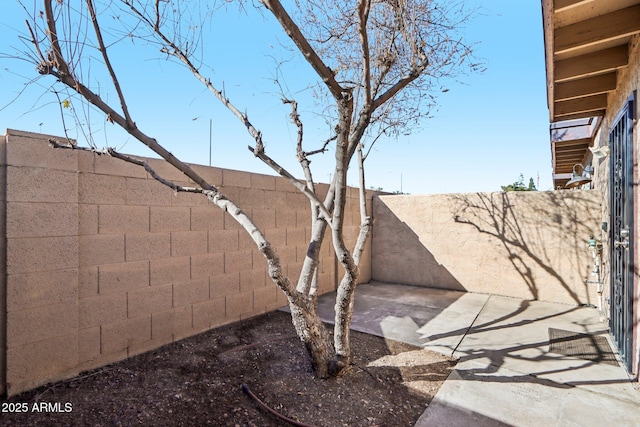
[0,129,370,396]
[1,129,602,397]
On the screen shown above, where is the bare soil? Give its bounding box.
[1,311,455,426]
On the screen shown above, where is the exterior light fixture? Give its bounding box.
[565,164,592,189]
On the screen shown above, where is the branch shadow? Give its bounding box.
[450,191,601,305]
[313,282,639,424]
[361,191,637,404]
[419,297,638,392]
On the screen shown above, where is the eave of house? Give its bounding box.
[542,0,640,189]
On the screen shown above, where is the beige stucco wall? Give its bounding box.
[1,129,370,396]
[372,191,602,305]
[589,33,640,376]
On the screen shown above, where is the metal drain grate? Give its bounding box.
[548,328,618,366]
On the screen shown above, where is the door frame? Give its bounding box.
[609,92,636,373]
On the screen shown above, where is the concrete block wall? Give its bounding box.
[372,191,602,305]
[1,129,371,396]
[2,130,81,397]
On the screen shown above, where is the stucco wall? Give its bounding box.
[372,191,602,305]
[1,129,370,396]
[589,33,640,376]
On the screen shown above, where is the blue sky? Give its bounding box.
[0,1,552,194]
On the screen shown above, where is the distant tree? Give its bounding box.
[13,0,478,378]
[501,174,537,192]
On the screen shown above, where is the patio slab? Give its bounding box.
[307,281,640,427]
[312,281,489,351]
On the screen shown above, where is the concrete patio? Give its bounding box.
[312,281,640,427]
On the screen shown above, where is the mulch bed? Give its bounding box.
[1,311,456,426]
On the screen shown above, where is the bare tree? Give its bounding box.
[16,0,477,378]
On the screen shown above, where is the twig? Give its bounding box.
[48,139,205,195]
[49,138,100,152]
[305,135,336,157]
[107,149,205,194]
[86,0,134,125]
[24,20,47,68]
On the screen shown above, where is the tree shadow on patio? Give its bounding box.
[428,191,637,389]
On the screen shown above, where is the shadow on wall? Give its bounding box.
[371,191,601,305]
[450,191,601,305]
[371,198,465,291]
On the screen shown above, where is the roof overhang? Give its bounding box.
[549,117,600,187]
[542,0,640,188]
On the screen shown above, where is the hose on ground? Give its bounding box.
[241,383,318,427]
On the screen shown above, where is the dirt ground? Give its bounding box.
[1,311,456,427]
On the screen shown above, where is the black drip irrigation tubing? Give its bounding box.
[241,383,318,427]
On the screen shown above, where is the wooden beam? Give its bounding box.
[555,153,585,160]
[555,93,607,116]
[553,143,590,156]
[555,168,584,175]
[555,159,588,166]
[555,158,582,165]
[555,72,617,101]
[543,0,556,121]
[555,159,584,165]
[555,146,590,155]
[555,44,628,82]
[554,137,592,147]
[555,5,640,54]
[555,143,590,151]
[556,169,584,175]
[556,151,589,160]
[553,109,606,122]
[555,165,586,173]
[558,146,587,160]
[555,159,586,167]
[554,0,595,13]
[554,147,587,154]
[556,156,585,161]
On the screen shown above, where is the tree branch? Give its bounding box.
[39,1,210,192]
[305,135,336,157]
[43,0,71,78]
[125,1,266,151]
[86,0,134,126]
[123,2,337,229]
[49,138,300,302]
[357,0,372,108]
[247,144,334,229]
[24,20,47,70]
[283,97,316,192]
[107,149,204,194]
[259,0,346,100]
[280,98,330,298]
[38,2,302,303]
[372,57,428,110]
